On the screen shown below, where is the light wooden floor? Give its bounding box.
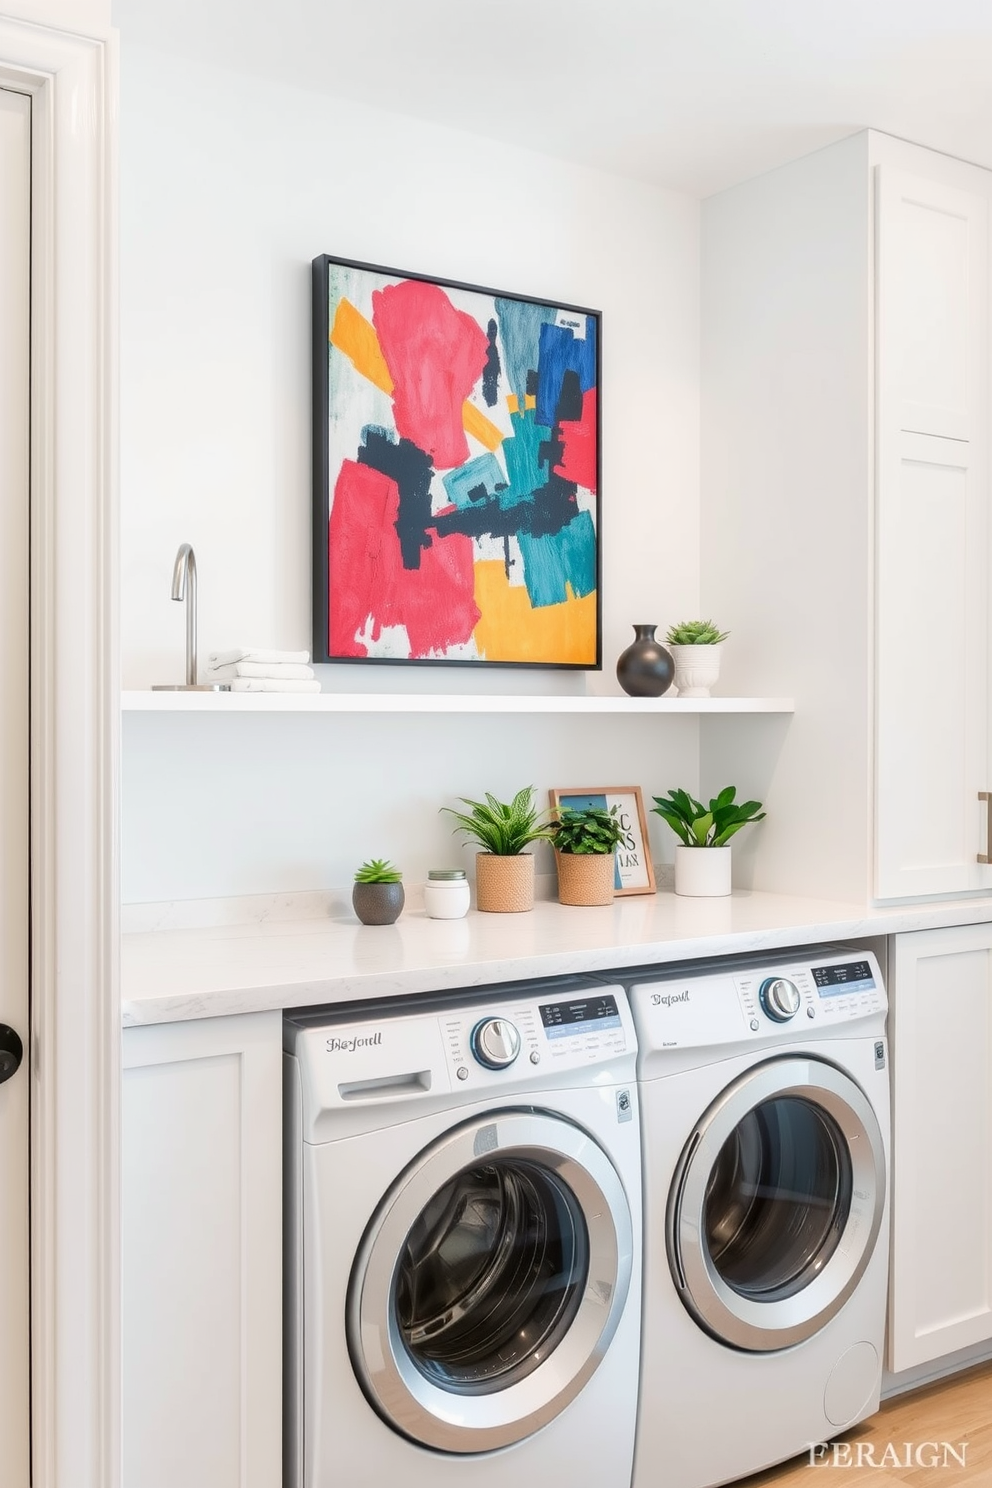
[743,1361,992,1487]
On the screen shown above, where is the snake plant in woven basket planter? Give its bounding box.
[442,787,553,912]
[550,805,624,906]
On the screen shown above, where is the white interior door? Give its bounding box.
[0,83,32,1487]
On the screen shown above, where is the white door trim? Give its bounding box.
[0,80,32,1488]
[0,16,119,1488]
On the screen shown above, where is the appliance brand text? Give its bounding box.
[652,991,690,1007]
[326,1032,383,1053]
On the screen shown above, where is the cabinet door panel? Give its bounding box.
[876,434,989,897]
[875,163,990,901]
[877,168,987,441]
[889,927,992,1372]
[123,1012,282,1488]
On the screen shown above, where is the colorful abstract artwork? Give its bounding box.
[312,255,601,668]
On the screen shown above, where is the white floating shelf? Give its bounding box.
[121,691,794,715]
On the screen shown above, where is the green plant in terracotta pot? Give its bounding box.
[442,787,553,913]
[550,805,625,906]
[352,858,405,925]
[651,787,764,897]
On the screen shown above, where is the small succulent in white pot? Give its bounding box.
[664,619,729,698]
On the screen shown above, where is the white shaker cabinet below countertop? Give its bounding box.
[887,925,992,1376]
[122,1012,283,1488]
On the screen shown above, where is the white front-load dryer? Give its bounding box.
[283,976,642,1488]
[625,947,890,1488]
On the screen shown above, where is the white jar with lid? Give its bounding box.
[423,869,471,919]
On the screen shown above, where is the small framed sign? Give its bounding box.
[548,786,656,896]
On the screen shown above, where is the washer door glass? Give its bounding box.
[668,1057,886,1352]
[348,1109,633,1453]
[397,1157,587,1391]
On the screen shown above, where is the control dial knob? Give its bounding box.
[471,1017,521,1070]
[758,976,801,1023]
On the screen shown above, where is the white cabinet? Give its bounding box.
[701,130,992,905]
[122,1012,283,1488]
[888,926,992,1372]
[877,172,987,443]
[875,171,990,898]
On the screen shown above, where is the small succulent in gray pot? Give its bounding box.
[352,859,405,925]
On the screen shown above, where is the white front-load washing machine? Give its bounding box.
[283,976,642,1488]
[625,947,890,1488]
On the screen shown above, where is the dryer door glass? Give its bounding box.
[704,1096,850,1298]
[669,1056,886,1352]
[347,1109,633,1453]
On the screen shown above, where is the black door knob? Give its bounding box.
[0,1025,23,1084]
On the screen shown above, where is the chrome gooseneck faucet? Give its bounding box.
[171,542,198,686]
[152,543,226,691]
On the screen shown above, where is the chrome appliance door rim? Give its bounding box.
[667,1055,886,1352]
[348,1108,633,1453]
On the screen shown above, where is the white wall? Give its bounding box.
[122,710,699,902]
[119,43,703,901]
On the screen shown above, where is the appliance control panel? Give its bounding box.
[734,953,885,1031]
[290,976,638,1113]
[443,988,632,1083]
[627,947,886,1051]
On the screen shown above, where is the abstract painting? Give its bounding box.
[312,255,601,668]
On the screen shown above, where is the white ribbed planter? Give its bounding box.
[669,643,722,698]
[674,844,732,897]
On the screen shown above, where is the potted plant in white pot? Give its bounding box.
[650,787,765,897]
[664,619,729,697]
[442,787,553,912]
[352,859,405,924]
[550,804,625,906]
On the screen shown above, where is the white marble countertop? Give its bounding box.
[120,887,992,1026]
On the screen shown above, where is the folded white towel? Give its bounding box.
[208,648,311,667]
[208,661,315,681]
[229,678,322,694]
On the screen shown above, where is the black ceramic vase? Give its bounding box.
[616,624,675,698]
